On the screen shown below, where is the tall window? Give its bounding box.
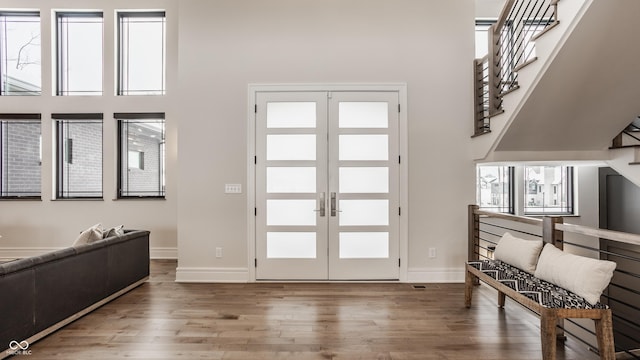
[117,113,165,198]
[475,20,495,58]
[476,166,513,213]
[0,114,41,198]
[117,12,166,95]
[56,12,103,96]
[54,114,103,199]
[0,12,41,95]
[524,166,573,214]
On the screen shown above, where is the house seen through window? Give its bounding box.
[117,113,165,198]
[476,165,513,213]
[524,165,573,215]
[0,11,41,95]
[54,114,103,199]
[0,114,41,198]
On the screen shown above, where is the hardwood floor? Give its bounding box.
[26,260,599,359]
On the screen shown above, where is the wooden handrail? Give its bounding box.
[494,0,517,36]
[556,223,640,247]
[474,208,542,226]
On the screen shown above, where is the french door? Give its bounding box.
[255,91,400,280]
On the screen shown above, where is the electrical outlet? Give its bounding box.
[215,247,223,258]
[428,247,437,258]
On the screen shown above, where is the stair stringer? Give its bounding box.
[607,148,640,189]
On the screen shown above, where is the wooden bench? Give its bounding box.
[465,206,615,360]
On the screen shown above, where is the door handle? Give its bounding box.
[330,192,337,216]
[314,192,326,217]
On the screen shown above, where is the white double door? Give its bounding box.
[255,91,400,280]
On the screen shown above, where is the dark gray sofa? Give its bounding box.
[0,230,149,357]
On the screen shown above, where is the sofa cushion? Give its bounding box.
[73,223,104,247]
[493,232,543,274]
[534,243,617,306]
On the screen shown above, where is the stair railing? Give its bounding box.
[473,0,559,136]
[611,122,640,148]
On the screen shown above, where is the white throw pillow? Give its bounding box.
[493,232,543,274]
[534,243,617,305]
[103,225,125,238]
[73,223,104,247]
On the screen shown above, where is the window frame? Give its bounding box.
[523,165,574,215]
[116,112,166,199]
[53,113,104,199]
[55,11,104,96]
[0,113,42,200]
[0,11,42,96]
[116,11,166,96]
[476,165,514,214]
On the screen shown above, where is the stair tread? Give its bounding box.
[609,145,640,149]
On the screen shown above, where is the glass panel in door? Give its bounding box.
[255,92,329,279]
[328,92,400,280]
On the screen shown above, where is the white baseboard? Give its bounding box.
[0,247,177,261]
[175,266,249,283]
[150,247,178,259]
[407,267,465,283]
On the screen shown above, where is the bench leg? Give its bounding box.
[540,310,558,360]
[594,310,615,360]
[465,270,474,308]
[497,291,506,308]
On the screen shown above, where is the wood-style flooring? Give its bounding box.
[25,260,599,359]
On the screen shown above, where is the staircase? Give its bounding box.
[472,0,640,186]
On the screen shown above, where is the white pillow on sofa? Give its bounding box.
[493,232,543,274]
[103,225,124,238]
[73,223,104,247]
[534,243,617,305]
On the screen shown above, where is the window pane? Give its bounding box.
[119,119,165,197]
[339,102,388,128]
[1,120,41,197]
[339,167,388,193]
[0,13,41,95]
[118,13,165,95]
[524,166,573,214]
[266,134,316,161]
[57,13,103,96]
[267,167,315,193]
[476,166,512,213]
[267,102,316,128]
[339,135,388,161]
[267,232,316,259]
[266,199,316,226]
[57,119,103,198]
[339,232,389,259]
[339,199,389,226]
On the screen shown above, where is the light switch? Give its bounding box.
[225,184,242,194]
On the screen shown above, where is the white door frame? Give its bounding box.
[247,83,409,282]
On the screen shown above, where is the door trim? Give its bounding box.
[247,83,409,282]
